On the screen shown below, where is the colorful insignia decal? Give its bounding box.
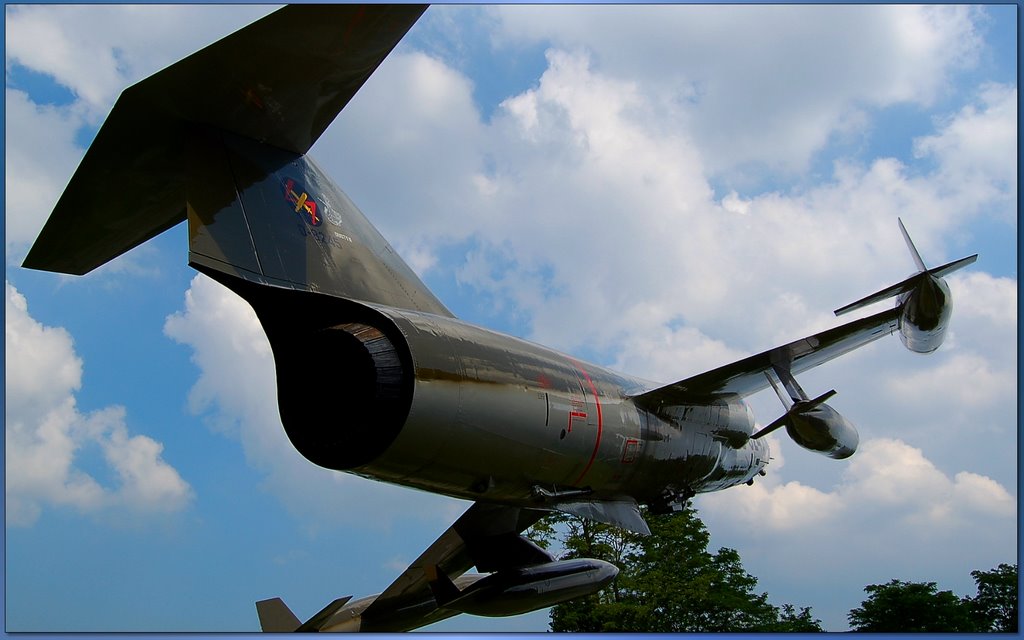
[283,177,321,226]
[324,207,343,227]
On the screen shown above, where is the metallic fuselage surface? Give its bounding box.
[355,305,769,505]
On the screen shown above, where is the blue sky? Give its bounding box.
[4,4,1017,633]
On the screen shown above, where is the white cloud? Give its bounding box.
[869,271,1017,443]
[491,5,981,179]
[914,82,1017,220]
[163,275,462,533]
[610,323,748,385]
[4,89,85,260]
[701,437,1016,531]
[953,271,1018,331]
[320,49,487,254]
[888,352,1013,409]
[5,282,192,526]
[696,438,1015,626]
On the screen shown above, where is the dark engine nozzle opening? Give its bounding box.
[274,321,413,470]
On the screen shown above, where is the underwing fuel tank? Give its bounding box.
[753,382,858,459]
[427,559,619,617]
[784,402,859,460]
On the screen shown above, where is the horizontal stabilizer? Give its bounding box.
[255,597,301,633]
[22,4,426,276]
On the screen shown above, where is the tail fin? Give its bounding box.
[255,598,301,633]
[183,127,452,316]
[23,5,426,276]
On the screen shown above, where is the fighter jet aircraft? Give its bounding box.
[22,5,977,632]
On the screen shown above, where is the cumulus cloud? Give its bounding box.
[319,49,487,257]
[4,88,84,260]
[163,275,461,533]
[491,4,982,179]
[700,437,1012,532]
[696,438,1015,627]
[865,272,1017,443]
[5,282,192,526]
[914,83,1017,217]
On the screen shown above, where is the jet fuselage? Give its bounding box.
[194,138,769,516]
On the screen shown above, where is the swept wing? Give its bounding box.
[631,305,900,407]
[633,219,976,408]
[257,502,552,632]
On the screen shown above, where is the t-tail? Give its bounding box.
[834,218,977,354]
[20,4,446,319]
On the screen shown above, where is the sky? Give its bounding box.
[4,3,1018,633]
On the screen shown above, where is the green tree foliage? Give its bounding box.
[848,579,978,632]
[528,505,822,632]
[967,563,1018,632]
[848,564,1018,633]
[771,604,828,632]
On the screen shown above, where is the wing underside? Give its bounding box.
[326,502,549,632]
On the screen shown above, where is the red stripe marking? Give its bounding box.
[571,361,603,486]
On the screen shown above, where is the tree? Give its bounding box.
[529,505,822,632]
[771,604,827,632]
[967,563,1018,632]
[847,579,978,632]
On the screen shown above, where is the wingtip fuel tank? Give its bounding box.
[835,218,977,354]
